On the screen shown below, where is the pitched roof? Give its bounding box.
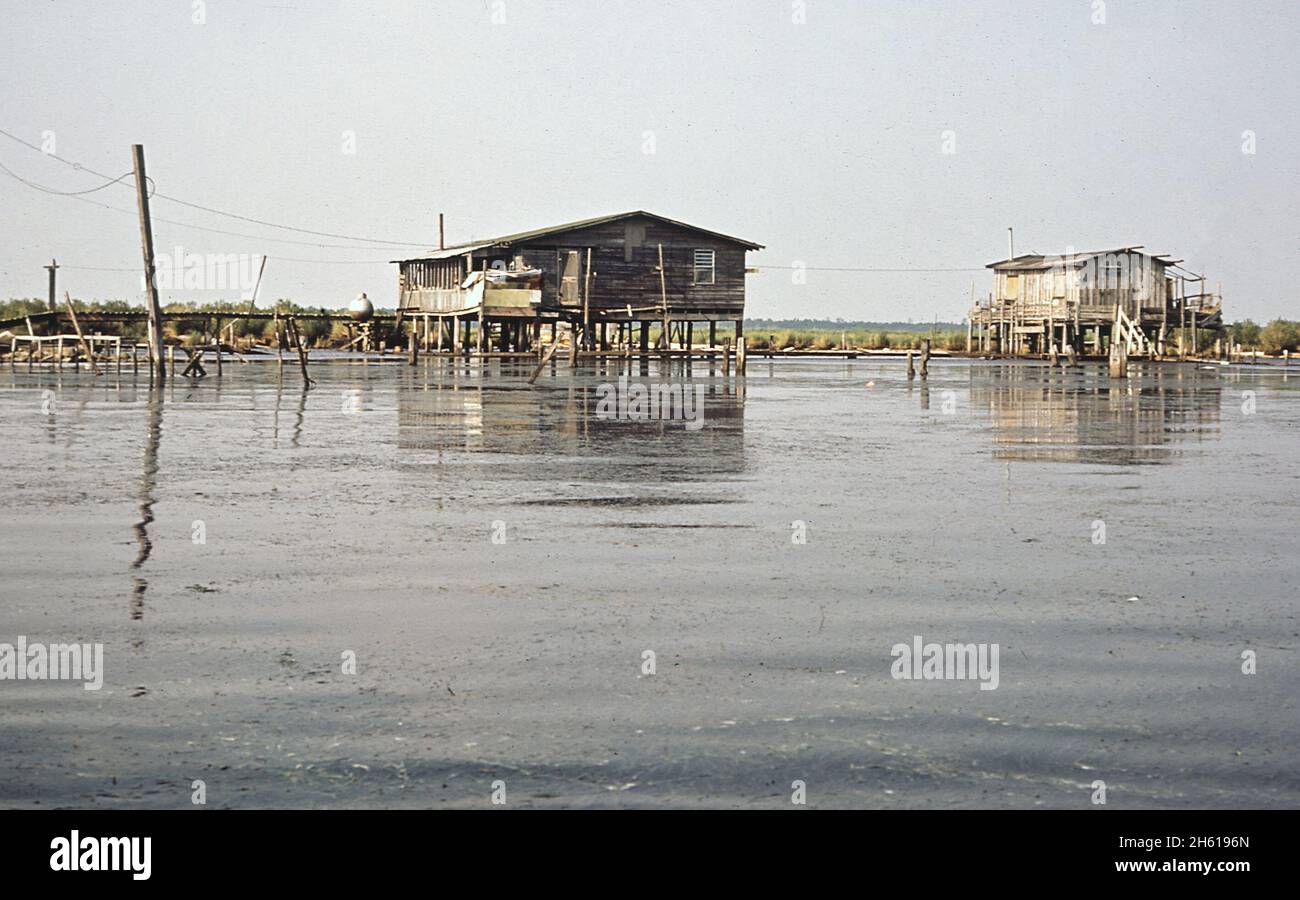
[394,210,763,262]
[987,247,1175,270]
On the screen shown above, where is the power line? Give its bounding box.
[0,126,429,248]
[148,191,428,247]
[1,128,992,273]
[0,159,144,196]
[14,178,418,251]
[753,264,986,273]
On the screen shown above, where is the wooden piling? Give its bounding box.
[131,144,166,381]
[64,292,97,375]
[920,339,930,379]
[907,350,915,380]
[1108,340,1128,378]
[527,343,560,384]
[286,317,313,386]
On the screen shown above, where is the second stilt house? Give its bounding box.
[969,246,1223,358]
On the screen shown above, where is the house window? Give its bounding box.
[624,222,646,262]
[693,249,715,285]
[1004,274,1019,299]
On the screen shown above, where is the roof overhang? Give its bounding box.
[393,210,763,263]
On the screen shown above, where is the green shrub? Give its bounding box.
[1260,319,1300,355]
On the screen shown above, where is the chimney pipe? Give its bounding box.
[439,213,445,250]
[1007,227,1014,261]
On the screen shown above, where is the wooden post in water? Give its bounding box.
[63,292,97,375]
[527,343,560,384]
[1108,337,1128,378]
[583,248,592,351]
[408,321,418,366]
[657,244,670,359]
[214,316,223,377]
[723,337,731,376]
[286,317,313,386]
[476,262,487,355]
[920,339,930,378]
[131,144,166,382]
[737,337,747,375]
[907,350,915,380]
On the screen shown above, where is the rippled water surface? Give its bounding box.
[2,357,1297,807]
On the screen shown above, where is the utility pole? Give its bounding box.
[131,144,166,381]
[44,259,59,311]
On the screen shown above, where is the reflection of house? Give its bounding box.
[969,247,1222,358]
[392,211,762,354]
[970,365,1222,464]
[397,373,746,478]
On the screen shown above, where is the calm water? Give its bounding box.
[2,357,1297,808]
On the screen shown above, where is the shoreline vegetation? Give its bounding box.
[2,299,1298,356]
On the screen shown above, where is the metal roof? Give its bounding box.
[987,247,1175,270]
[393,210,763,262]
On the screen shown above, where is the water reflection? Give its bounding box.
[131,387,163,620]
[970,363,1222,464]
[397,360,746,484]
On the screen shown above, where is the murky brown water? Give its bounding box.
[2,357,1297,808]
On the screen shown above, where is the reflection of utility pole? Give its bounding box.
[44,259,59,311]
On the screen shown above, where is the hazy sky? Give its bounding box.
[1,0,1296,322]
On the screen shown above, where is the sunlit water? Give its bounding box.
[2,357,1297,808]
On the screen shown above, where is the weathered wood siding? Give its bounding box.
[993,252,1170,320]
[501,216,748,317]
